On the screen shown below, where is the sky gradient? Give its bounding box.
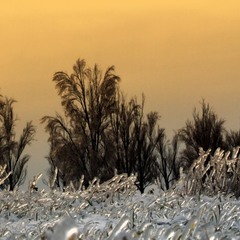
[1,1,240,188]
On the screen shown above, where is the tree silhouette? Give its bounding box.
[42,59,187,193]
[42,59,120,186]
[178,100,225,170]
[0,97,35,190]
[41,113,87,188]
[110,92,139,175]
[133,97,162,193]
[110,93,163,193]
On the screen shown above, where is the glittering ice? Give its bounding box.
[1,173,240,239]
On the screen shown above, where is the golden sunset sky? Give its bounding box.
[1,1,240,188]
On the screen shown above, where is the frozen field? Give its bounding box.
[1,173,240,239]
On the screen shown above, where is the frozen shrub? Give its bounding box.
[179,147,240,197]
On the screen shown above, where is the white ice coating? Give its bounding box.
[1,170,240,239]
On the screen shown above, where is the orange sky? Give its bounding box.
[1,1,240,188]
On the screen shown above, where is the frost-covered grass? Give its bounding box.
[181,147,240,197]
[2,147,240,239]
[1,172,240,239]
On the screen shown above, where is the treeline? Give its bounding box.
[1,58,240,193]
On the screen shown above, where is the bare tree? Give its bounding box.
[0,97,35,190]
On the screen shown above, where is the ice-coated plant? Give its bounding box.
[0,164,11,186]
[29,173,42,192]
[3,149,240,239]
[178,147,240,197]
[1,169,240,239]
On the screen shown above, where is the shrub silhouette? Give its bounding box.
[178,100,225,170]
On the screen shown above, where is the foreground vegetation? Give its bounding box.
[1,171,240,239]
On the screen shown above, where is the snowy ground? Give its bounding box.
[1,175,240,239]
